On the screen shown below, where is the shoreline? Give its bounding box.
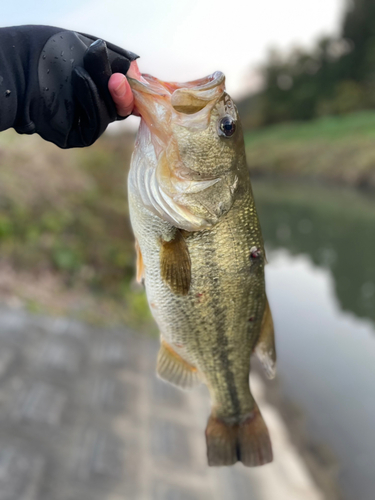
[250,170,375,195]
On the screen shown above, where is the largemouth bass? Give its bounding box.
[128,70,276,467]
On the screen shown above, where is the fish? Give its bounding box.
[127,70,276,467]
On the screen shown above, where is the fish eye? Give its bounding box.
[218,115,236,137]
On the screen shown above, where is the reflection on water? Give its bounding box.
[254,180,375,323]
[253,180,375,500]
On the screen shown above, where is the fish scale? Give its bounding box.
[128,70,276,466]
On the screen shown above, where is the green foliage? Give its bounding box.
[0,214,13,238]
[342,0,375,81]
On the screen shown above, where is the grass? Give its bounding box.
[245,110,375,189]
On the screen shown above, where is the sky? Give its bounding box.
[2,0,344,129]
[2,0,345,95]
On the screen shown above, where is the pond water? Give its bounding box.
[253,180,375,500]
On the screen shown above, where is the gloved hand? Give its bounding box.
[0,25,138,148]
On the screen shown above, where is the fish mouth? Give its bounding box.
[128,71,225,115]
[128,69,227,166]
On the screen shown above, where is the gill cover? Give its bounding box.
[128,71,236,231]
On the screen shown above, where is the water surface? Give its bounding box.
[253,180,375,500]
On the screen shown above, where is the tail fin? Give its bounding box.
[205,405,273,467]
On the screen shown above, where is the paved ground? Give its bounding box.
[0,305,323,500]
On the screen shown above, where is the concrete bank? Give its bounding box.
[0,306,323,500]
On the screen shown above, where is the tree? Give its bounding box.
[342,0,375,82]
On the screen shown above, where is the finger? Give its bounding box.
[108,73,134,117]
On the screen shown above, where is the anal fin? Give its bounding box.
[254,297,276,379]
[160,229,191,295]
[157,339,201,390]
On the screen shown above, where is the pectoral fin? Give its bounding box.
[160,229,191,295]
[135,239,145,283]
[157,339,201,390]
[254,297,276,379]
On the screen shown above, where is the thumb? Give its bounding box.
[108,73,134,117]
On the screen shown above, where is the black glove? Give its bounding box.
[0,25,138,148]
